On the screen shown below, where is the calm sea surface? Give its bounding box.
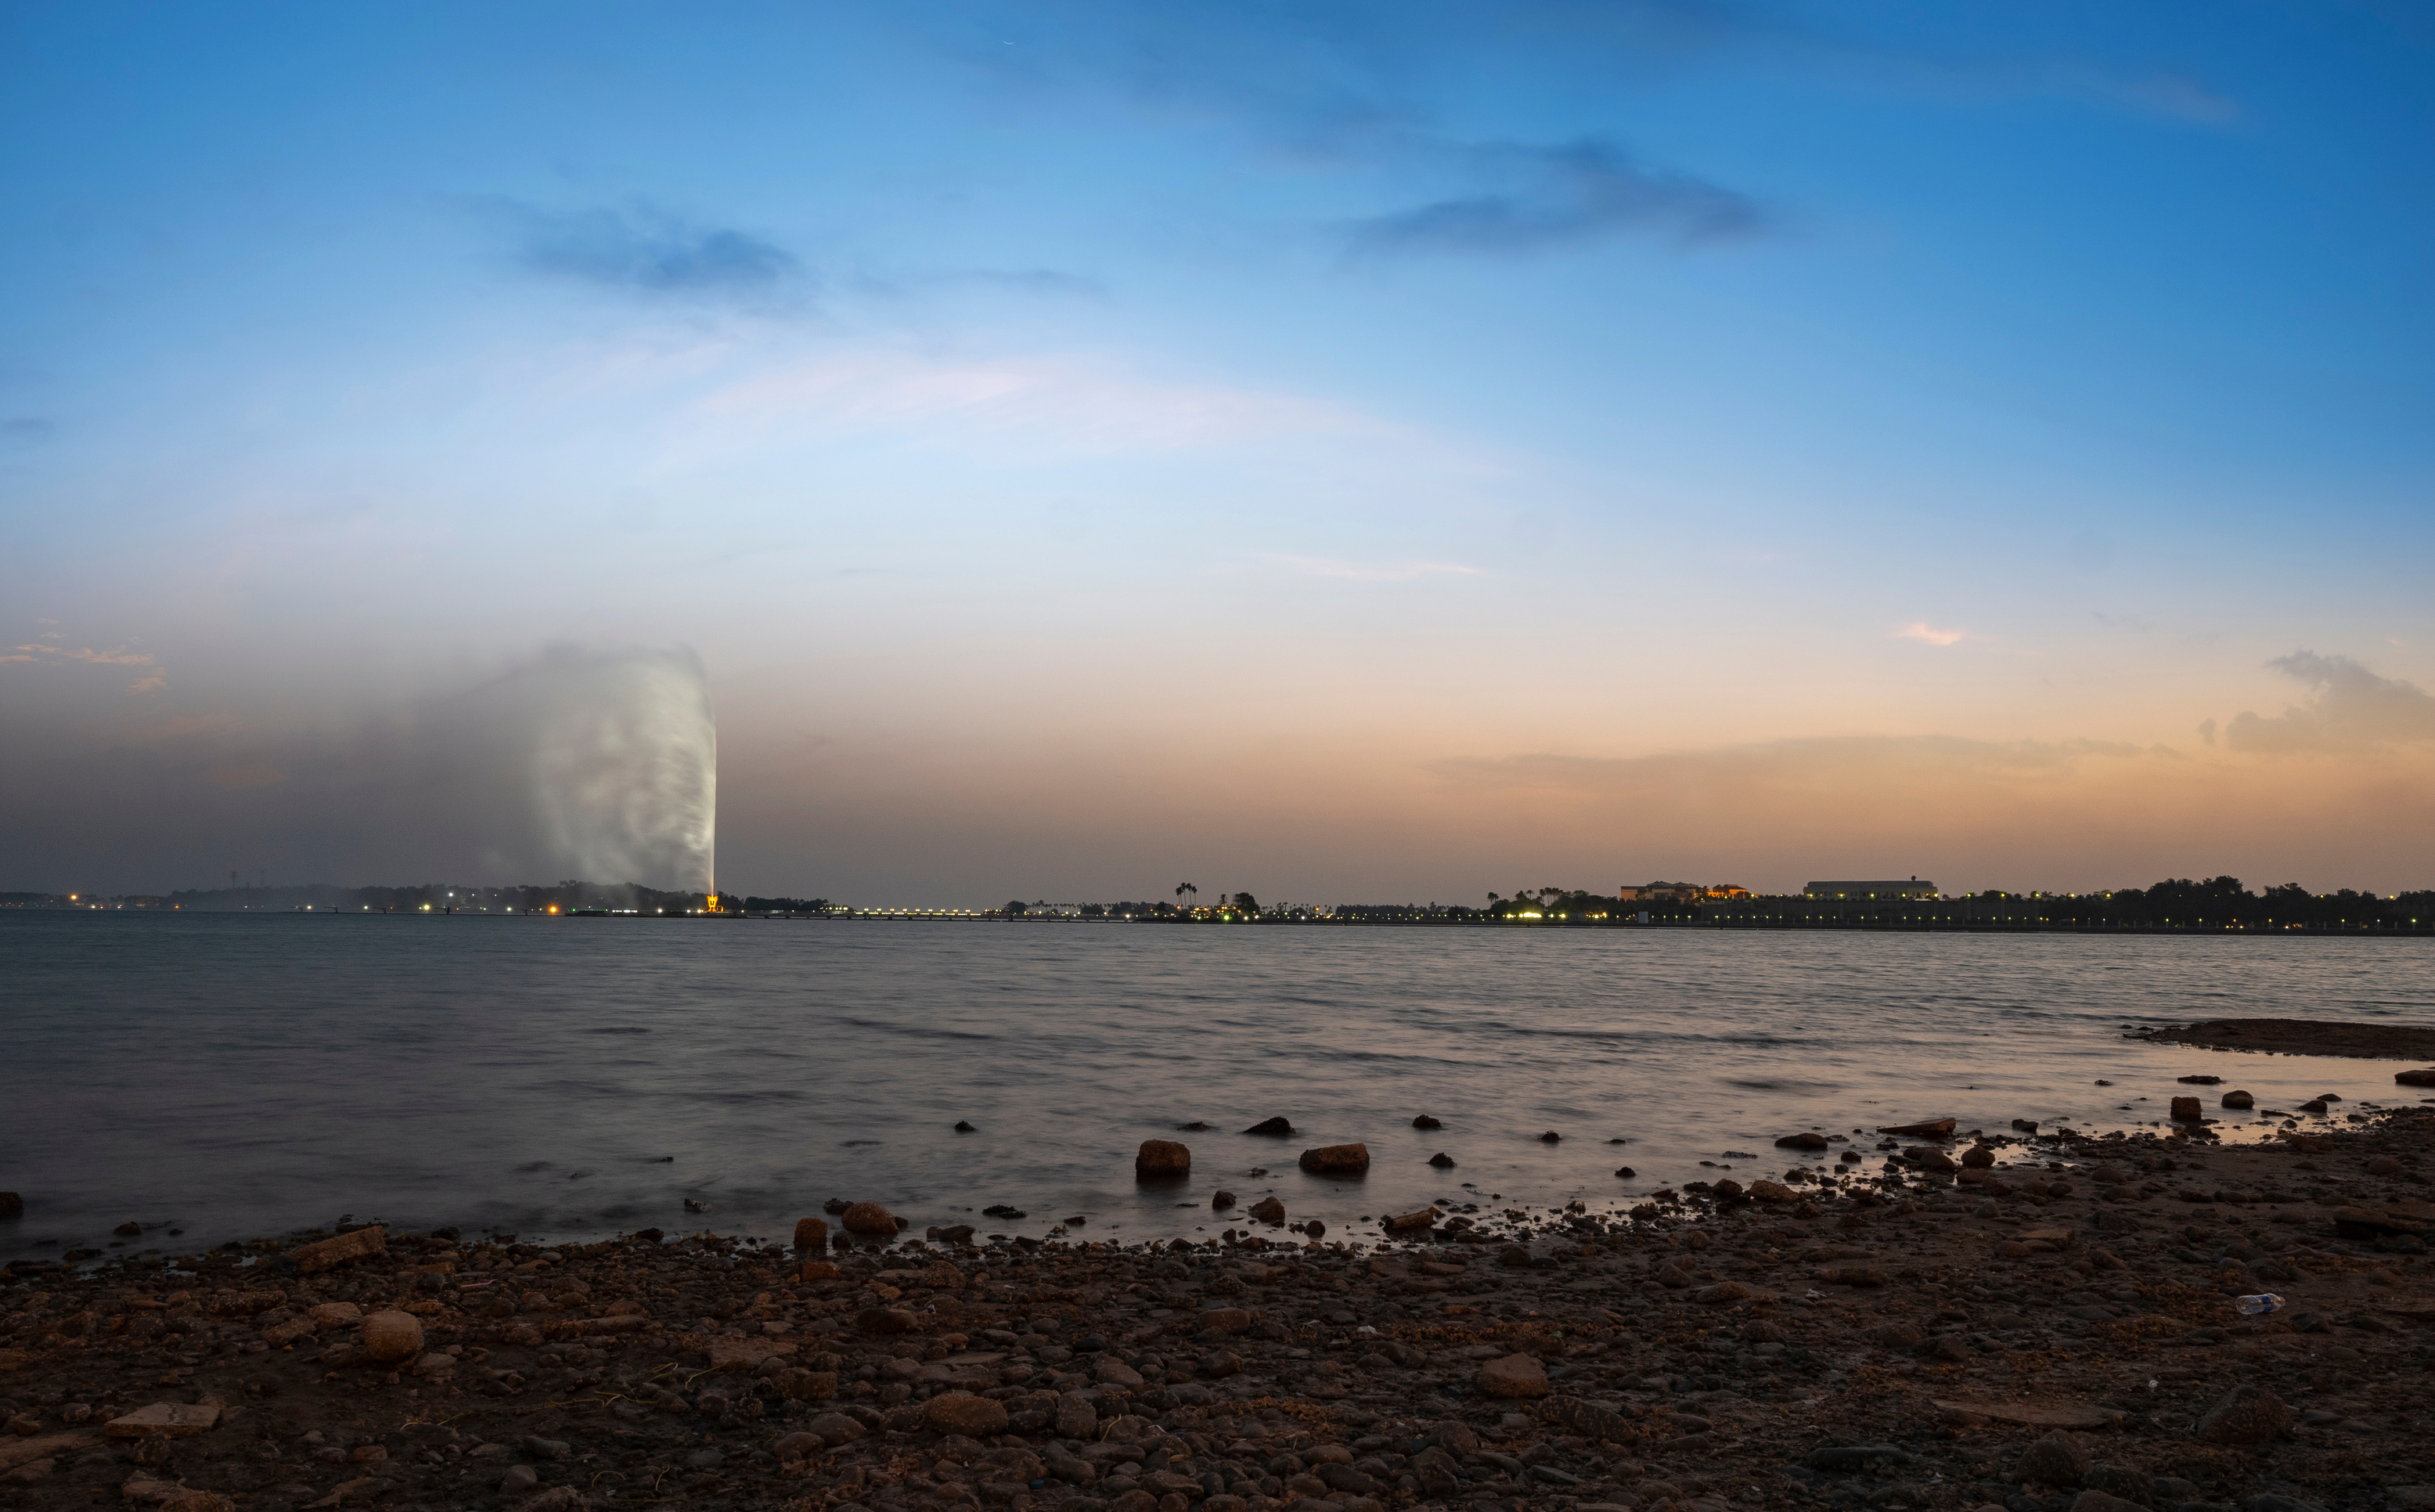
[3,913,2431,1264]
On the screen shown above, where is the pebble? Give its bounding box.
[922,1391,1010,1436]
[1476,1352,1549,1399]
[2196,1385,2292,1446]
[2015,1430,2091,1485]
[359,1310,424,1363]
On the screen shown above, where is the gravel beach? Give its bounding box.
[5,1110,2433,1512]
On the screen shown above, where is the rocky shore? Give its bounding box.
[5,1111,2433,1512]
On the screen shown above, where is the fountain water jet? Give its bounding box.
[523,647,716,892]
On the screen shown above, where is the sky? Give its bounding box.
[4,0,2433,903]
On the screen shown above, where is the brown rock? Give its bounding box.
[1196,1307,1257,1334]
[106,1402,222,1438]
[798,1260,840,1282]
[1136,1139,1192,1180]
[773,1369,837,1402]
[1383,1207,1440,1232]
[1299,1143,1370,1176]
[2221,1090,2255,1109]
[309,1301,362,1330]
[360,1310,424,1363]
[769,1431,825,1460]
[2195,1384,2290,1445]
[1878,1118,1956,1138]
[1428,1152,1457,1168]
[287,1225,387,1274]
[1413,1114,1443,1129]
[2170,1096,2203,1122]
[2367,1156,2405,1177]
[1710,1177,1745,1198]
[2069,1492,2149,1512]
[1961,1145,1995,1168]
[855,1308,917,1334]
[1540,1396,1634,1442]
[1695,1281,1754,1304]
[1477,1353,1549,1399]
[806,1411,865,1443]
[1248,1197,1286,1224]
[841,1201,897,1236]
[1094,1356,1145,1388]
[924,1392,1011,1436]
[1775,1132,1829,1150]
[1055,1393,1097,1439]
[2015,1431,2090,1486]
[2397,1068,2435,1088]
[157,1493,236,1512]
[1930,1399,2127,1431]
[1212,1191,1236,1209]
[1748,1180,1796,1204]
[793,1217,829,1251]
[1907,1148,1957,1174]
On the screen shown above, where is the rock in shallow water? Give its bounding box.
[1298,1143,1369,1175]
[1135,1139,1191,1180]
[841,1201,896,1235]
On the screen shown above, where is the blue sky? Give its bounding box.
[5,2,2433,899]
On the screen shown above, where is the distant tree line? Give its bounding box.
[2026,877,2433,930]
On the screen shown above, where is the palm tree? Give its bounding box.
[1176,882,1198,909]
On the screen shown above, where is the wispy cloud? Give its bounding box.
[693,348,1378,454]
[1348,137,1767,258]
[1435,733,2149,793]
[1271,555,1482,582]
[484,200,805,306]
[3,636,166,693]
[2224,651,2435,754]
[1893,621,1967,646]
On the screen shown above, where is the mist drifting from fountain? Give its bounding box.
[524,647,717,892]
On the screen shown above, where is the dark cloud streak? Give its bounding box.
[490,201,805,304]
[1347,137,1767,257]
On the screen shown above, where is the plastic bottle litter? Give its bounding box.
[2235,1293,2285,1315]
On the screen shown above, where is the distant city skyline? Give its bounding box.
[3,3,2433,898]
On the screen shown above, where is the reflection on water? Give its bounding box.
[2,913,2429,1261]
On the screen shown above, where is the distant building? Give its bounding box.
[1619,881,1702,904]
[1803,879,1938,899]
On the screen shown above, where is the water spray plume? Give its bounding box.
[520,647,716,892]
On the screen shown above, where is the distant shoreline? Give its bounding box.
[10,907,2430,935]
